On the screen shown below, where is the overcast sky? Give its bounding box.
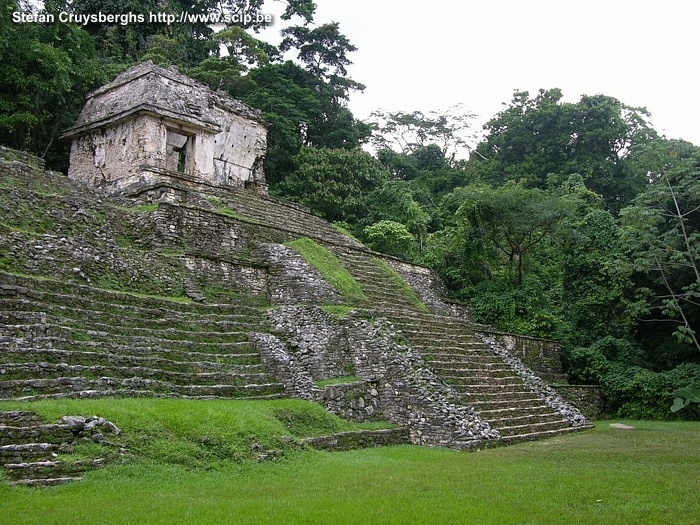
[276,0,700,148]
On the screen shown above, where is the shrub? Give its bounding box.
[602,362,700,420]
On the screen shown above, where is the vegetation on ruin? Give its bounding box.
[286,237,366,304]
[372,258,430,313]
[1,0,698,417]
[0,399,697,524]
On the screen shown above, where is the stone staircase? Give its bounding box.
[324,248,587,443]
[0,273,285,401]
[209,187,363,250]
[1,150,588,451]
[396,314,584,442]
[0,411,112,486]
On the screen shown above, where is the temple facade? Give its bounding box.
[62,61,268,194]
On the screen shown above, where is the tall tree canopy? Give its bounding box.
[471,89,655,211]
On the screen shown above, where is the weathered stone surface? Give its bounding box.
[266,305,499,447]
[0,144,592,451]
[555,385,604,420]
[479,335,588,428]
[62,61,268,194]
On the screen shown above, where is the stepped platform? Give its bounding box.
[316,247,589,444]
[0,151,589,455]
[0,411,110,486]
[0,273,285,402]
[392,314,586,443]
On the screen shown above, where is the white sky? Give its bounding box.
[265,0,700,149]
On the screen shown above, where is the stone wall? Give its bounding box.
[480,331,567,383]
[261,305,499,449]
[554,385,604,420]
[68,115,166,190]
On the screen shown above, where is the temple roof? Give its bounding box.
[62,61,265,138]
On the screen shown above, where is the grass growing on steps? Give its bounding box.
[372,258,430,313]
[314,376,363,387]
[286,238,366,304]
[0,419,698,524]
[320,305,357,318]
[215,206,263,225]
[0,398,390,469]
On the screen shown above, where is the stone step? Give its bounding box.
[0,411,44,426]
[0,347,267,377]
[468,398,548,411]
[0,274,269,314]
[0,423,76,445]
[443,376,524,386]
[300,428,411,451]
[0,309,266,332]
[0,377,285,400]
[1,295,267,322]
[456,390,536,402]
[492,419,573,438]
[5,337,258,356]
[0,442,60,462]
[405,332,485,342]
[427,354,510,365]
[0,347,263,370]
[1,388,287,402]
[9,476,84,486]
[0,363,276,386]
[3,458,105,479]
[4,323,253,345]
[483,411,567,430]
[497,425,589,445]
[433,367,518,379]
[476,404,558,420]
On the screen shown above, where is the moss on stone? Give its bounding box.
[372,258,430,313]
[286,238,367,305]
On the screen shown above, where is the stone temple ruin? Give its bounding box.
[0,63,600,485]
[61,61,268,194]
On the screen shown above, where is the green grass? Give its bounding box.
[314,376,363,387]
[286,238,367,304]
[215,206,262,225]
[373,257,430,313]
[0,411,697,524]
[116,204,159,213]
[331,222,361,242]
[320,304,357,318]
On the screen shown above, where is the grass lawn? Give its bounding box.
[0,399,697,524]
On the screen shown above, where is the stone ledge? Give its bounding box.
[300,428,411,451]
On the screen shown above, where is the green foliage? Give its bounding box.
[319,305,356,319]
[285,238,366,304]
[565,337,645,385]
[454,182,572,285]
[276,147,389,223]
[471,88,654,210]
[359,180,431,255]
[561,208,633,346]
[363,220,415,258]
[468,275,564,339]
[671,386,700,417]
[619,142,700,352]
[280,22,360,81]
[313,376,363,387]
[600,362,700,420]
[369,105,476,163]
[0,0,107,168]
